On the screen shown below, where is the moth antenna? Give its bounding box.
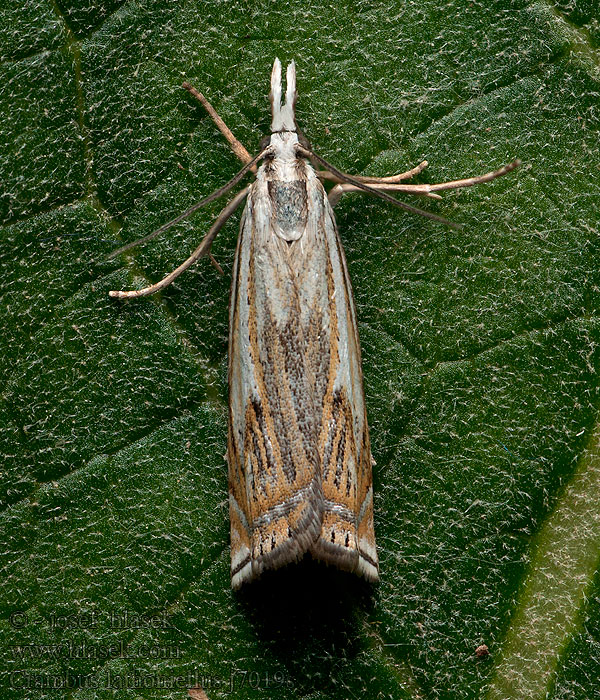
[107,146,270,259]
[299,146,462,230]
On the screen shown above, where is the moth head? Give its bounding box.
[270,58,297,134]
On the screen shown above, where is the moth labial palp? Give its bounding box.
[108,58,520,589]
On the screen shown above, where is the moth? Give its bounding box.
[110,59,519,589]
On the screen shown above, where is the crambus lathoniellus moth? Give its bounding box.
[109,59,519,589]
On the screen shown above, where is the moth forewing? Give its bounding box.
[108,58,519,590]
[227,141,378,587]
[308,201,378,581]
[228,173,326,588]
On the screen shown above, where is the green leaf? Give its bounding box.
[1,1,599,699]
